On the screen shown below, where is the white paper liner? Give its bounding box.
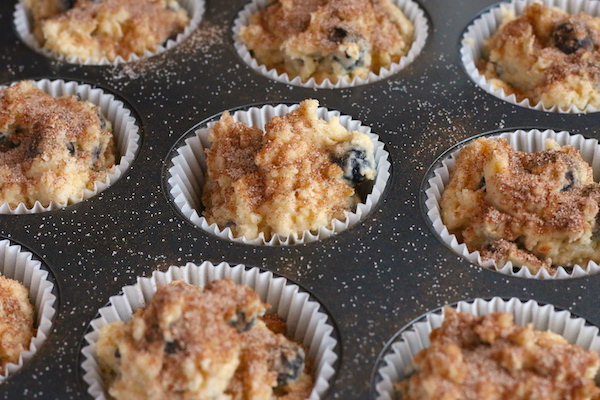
[425,128,600,279]
[461,0,600,113]
[81,261,338,400]
[0,239,57,382]
[0,79,140,214]
[14,0,205,65]
[232,0,429,89]
[166,103,391,245]
[373,297,600,400]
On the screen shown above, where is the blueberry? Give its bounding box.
[274,345,304,387]
[0,135,20,152]
[91,145,101,162]
[552,22,594,54]
[340,148,372,184]
[164,340,182,354]
[97,111,107,130]
[329,27,348,43]
[114,349,121,359]
[26,142,39,158]
[66,142,75,155]
[63,0,77,9]
[227,311,256,333]
[561,170,575,192]
[477,176,485,190]
[333,47,367,72]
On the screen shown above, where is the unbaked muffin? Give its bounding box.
[0,275,35,374]
[96,279,313,400]
[479,3,600,110]
[201,99,376,240]
[396,308,600,400]
[440,136,600,274]
[22,0,189,62]
[0,81,116,208]
[240,0,414,84]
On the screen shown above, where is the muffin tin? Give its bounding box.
[1,0,600,398]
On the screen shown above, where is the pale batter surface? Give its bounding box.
[479,3,600,110]
[0,275,34,375]
[240,0,414,83]
[396,308,600,400]
[202,99,376,240]
[23,0,189,62]
[0,81,116,208]
[441,137,600,274]
[96,280,313,400]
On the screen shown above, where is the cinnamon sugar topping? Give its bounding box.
[96,279,313,400]
[202,99,376,241]
[441,137,600,274]
[0,81,116,207]
[397,308,600,400]
[479,3,600,110]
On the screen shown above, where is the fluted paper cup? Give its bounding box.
[81,261,339,400]
[461,0,600,113]
[424,129,600,279]
[14,0,205,65]
[0,79,140,214]
[233,0,429,89]
[166,103,391,245]
[373,297,600,400]
[0,239,57,382]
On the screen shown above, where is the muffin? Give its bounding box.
[202,99,376,241]
[239,0,414,84]
[0,81,116,208]
[478,3,600,110]
[21,0,189,63]
[396,307,600,400]
[96,279,313,400]
[0,275,35,375]
[440,136,600,275]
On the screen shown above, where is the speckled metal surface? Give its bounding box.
[1,0,600,398]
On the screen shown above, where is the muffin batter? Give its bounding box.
[240,0,414,84]
[396,308,600,400]
[0,81,116,208]
[479,3,600,110]
[202,99,376,240]
[23,0,189,62]
[96,280,313,400]
[441,137,600,274]
[0,275,34,375]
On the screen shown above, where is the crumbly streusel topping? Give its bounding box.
[441,137,600,274]
[202,99,375,240]
[479,3,600,109]
[96,280,313,400]
[396,308,600,400]
[0,81,116,207]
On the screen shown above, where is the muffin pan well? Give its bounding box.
[1,0,600,398]
[422,128,600,279]
[164,102,391,245]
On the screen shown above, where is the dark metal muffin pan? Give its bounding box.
[1,0,600,398]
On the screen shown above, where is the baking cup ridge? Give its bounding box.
[80,261,339,400]
[166,103,391,246]
[424,128,600,279]
[372,297,600,400]
[14,0,205,65]
[0,239,57,382]
[232,0,429,89]
[0,79,140,214]
[460,0,600,113]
